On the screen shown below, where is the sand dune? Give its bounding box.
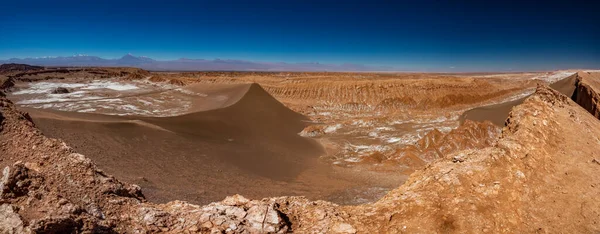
[24,83,398,204]
[138,83,319,179]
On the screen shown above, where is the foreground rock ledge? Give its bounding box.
[1,84,600,233]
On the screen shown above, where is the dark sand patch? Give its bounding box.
[460,74,578,126]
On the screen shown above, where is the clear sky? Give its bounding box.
[0,0,599,71]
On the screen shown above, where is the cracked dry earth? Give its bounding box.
[1,71,600,233]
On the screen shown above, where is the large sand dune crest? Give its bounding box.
[22,83,355,204]
[139,83,321,179]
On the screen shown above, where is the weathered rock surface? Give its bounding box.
[572,71,600,119]
[0,76,15,92]
[50,87,70,94]
[124,71,149,80]
[0,204,24,234]
[1,80,600,232]
[366,119,501,168]
[0,64,43,74]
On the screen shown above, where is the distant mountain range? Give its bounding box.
[0,54,393,72]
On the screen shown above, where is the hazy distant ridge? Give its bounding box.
[0,54,392,72]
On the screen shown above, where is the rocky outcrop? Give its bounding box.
[571,71,600,119]
[264,79,531,113]
[168,78,186,86]
[353,85,600,233]
[148,75,167,82]
[50,87,70,94]
[367,119,501,167]
[1,83,600,232]
[146,75,186,86]
[0,64,43,74]
[124,69,151,80]
[6,66,150,82]
[0,76,15,92]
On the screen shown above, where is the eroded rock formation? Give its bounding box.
[50,87,70,94]
[359,119,501,169]
[0,64,43,74]
[0,76,15,92]
[572,71,600,119]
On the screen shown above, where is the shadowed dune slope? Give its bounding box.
[139,83,318,178]
[461,74,578,126]
[23,83,332,204]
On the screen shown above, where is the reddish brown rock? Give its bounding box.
[572,71,600,119]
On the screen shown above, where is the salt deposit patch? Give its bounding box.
[344,144,393,156]
[375,127,394,131]
[17,96,102,105]
[12,80,144,106]
[96,99,122,103]
[13,82,87,95]
[324,124,343,133]
[386,137,404,144]
[382,132,422,145]
[81,80,139,91]
[532,71,576,83]
[119,104,140,111]
[352,119,374,127]
[13,80,139,95]
[138,99,155,106]
[10,79,198,117]
[175,88,208,97]
[77,108,97,113]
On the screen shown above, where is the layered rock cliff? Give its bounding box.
[572,71,600,119]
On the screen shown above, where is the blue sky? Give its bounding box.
[0,0,599,71]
